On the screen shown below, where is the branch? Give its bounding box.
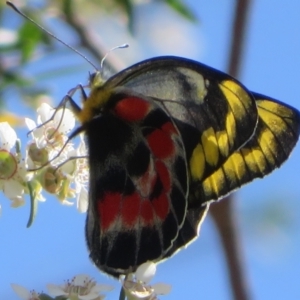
[61,0,123,73]
[210,197,251,300]
[227,0,251,76]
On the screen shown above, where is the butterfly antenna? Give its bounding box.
[100,43,129,70]
[6,1,99,71]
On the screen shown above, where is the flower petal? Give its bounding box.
[0,122,17,150]
[46,284,67,297]
[24,118,36,132]
[16,159,28,181]
[78,135,87,155]
[4,180,24,199]
[25,118,44,142]
[37,103,54,124]
[10,196,25,208]
[78,293,99,300]
[53,108,75,134]
[11,283,30,299]
[135,262,156,284]
[152,283,172,295]
[72,274,90,286]
[60,199,74,206]
[91,284,114,293]
[77,186,88,213]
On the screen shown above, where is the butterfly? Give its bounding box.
[63,56,300,277]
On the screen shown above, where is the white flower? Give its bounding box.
[25,103,81,207]
[60,135,89,212]
[25,103,76,168]
[23,102,89,212]
[11,283,40,300]
[37,166,75,204]
[76,185,88,213]
[0,122,27,207]
[0,122,17,149]
[35,102,75,137]
[122,262,171,300]
[47,274,114,300]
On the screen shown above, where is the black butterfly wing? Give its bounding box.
[164,93,300,257]
[105,56,259,182]
[85,92,189,276]
[194,93,300,203]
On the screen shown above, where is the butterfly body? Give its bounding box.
[68,56,300,277]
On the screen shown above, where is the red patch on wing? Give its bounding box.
[161,121,178,135]
[152,193,169,220]
[155,160,171,192]
[97,192,121,231]
[141,200,154,226]
[114,97,150,122]
[147,129,175,159]
[122,192,140,227]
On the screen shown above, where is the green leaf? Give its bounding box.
[0,71,33,89]
[27,180,38,228]
[119,285,126,300]
[165,0,197,21]
[39,294,68,300]
[115,0,134,32]
[18,21,43,63]
[39,294,55,300]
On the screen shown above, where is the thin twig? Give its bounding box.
[210,1,252,300]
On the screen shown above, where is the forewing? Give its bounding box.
[106,56,259,183]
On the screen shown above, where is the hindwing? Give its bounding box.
[164,93,300,257]
[85,92,188,276]
[189,93,300,203]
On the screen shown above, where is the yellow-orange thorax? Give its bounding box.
[76,72,113,125]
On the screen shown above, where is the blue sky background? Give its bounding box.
[1,1,300,299]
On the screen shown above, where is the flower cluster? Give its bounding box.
[11,263,171,300]
[47,274,114,300]
[11,274,114,300]
[0,103,89,219]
